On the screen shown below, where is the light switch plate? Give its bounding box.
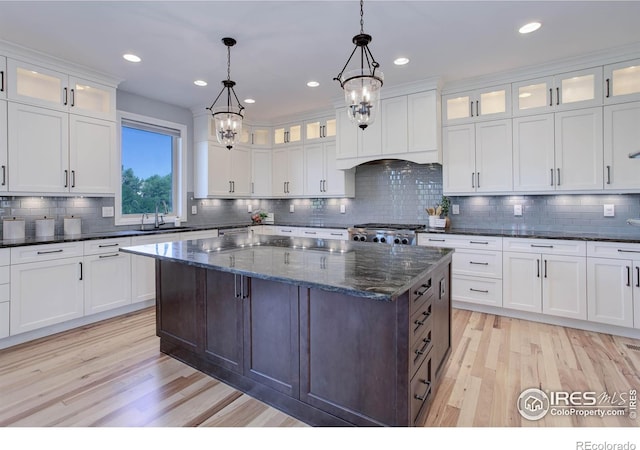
[514,204,523,216]
[452,204,459,215]
[604,204,615,217]
[247,204,253,213]
[289,204,295,213]
[191,205,198,215]
[340,204,346,214]
[101,206,114,217]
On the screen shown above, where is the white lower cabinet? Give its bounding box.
[586,241,640,329]
[419,234,503,307]
[502,238,587,320]
[130,234,176,303]
[83,238,132,315]
[10,242,84,335]
[0,249,10,339]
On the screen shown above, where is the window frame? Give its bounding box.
[115,111,187,226]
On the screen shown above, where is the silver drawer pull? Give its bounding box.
[414,380,432,402]
[618,249,640,254]
[469,261,489,265]
[428,238,445,242]
[470,288,489,293]
[98,243,119,248]
[304,231,317,235]
[531,244,553,248]
[37,249,64,255]
[99,253,120,259]
[469,241,489,245]
[330,233,343,236]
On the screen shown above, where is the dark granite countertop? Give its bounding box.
[419,227,640,244]
[120,234,453,302]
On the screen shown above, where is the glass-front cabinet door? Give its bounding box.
[512,67,602,115]
[443,84,510,124]
[305,117,336,141]
[68,77,115,121]
[604,59,640,104]
[273,123,302,146]
[7,59,67,110]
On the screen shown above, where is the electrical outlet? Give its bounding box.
[604,204,615,217]
[191,205,198,215]
[452,204,459,215]
[289,204,295,213]
[514,204,523,216]
[340,204,346,214]
[247,204,253,213]
[101,206,114,218]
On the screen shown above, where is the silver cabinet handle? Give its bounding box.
[531,244,553,248]
[98,243,119,248]
[469,261,489,265]
[537,259,540,278]
[606,78,611,98]
[556,87,560,105]
[319,179,323,193]
[636,266,640,288]
[477,172,480,189]
[37,249,64,255]
[0,70,4,92]
[627,266,631,287]
[1,165,5,186]
[304,231,317,235]
[557,168,561,186]
[549,88,553,107]
[606,165,611,185]
[471,172,475,188]
[470,241,489,245]
[428,238,445,242]
[70,88,75,107]
[63,87,68,106]
[79,262,83,280]
[99,253,120,259]
[469,288,489,293]
[64,169,69,188]
[71,170,76,188]
[617,249,640,254]
[470,101,474,117]
[544,259,548,278]
[550,168,554,186]
[251,182,254,194]
[476,100,479,116]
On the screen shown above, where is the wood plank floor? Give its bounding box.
[0,307,638,427]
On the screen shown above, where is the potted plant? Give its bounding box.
[251,211,268,224]
[440,196,451,228]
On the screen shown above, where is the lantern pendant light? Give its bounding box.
[206,37,245,150]
[334,0,383,130]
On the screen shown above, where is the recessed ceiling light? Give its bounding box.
[519,22,541,34]
[244,98,256,104]
[193,80,208,87]
[394,57,410,66]
[123,53,141,63]
[307,81,320,87]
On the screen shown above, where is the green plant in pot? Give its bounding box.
[440,196,451,228]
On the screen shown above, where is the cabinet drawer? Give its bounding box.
[0,248,9,266]
[453,249,502,278]
[84,237,132,256]
[410,274,435,313]
[11,242,84,264]
[0,301,8,339]
[275,227,298,236]
[419,233,502,251]
[410,354,433,426]
[410,296,433,343]
[0,266,9,285]
[452,275,503,307]
[586,241,640,259]
[410,328,433,379]
[502,238,586,256]
[0,284,9,303]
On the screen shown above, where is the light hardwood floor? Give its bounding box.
[0,307,638,427]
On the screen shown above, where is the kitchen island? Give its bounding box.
[121,235,453,426]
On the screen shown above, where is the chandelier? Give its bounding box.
[206,37,245,150]
[334,0,383,130]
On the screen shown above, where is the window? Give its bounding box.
[116,112,187,225]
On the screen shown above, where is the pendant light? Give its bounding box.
[334,0,383,130]
[206,37,245,150]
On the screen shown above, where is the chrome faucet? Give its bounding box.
[154,201,168,228]
[140,213,148,231]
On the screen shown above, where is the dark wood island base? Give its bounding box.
[154,255,452,427]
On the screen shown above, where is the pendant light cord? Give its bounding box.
[227,45,231,81]
[360,0,364,33]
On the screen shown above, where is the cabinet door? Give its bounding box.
[8,102,69,193]
[474,119,513,192]
[554,107,603,191]
[0,100,7,191]
[304,142,325,196]
[271,148,288,196]
[502,252,542,313]
[604,59,640,104]
[477,85,511,120]
[243,277,299,397]
[443,92,473,123]
[207,142,233,196]
[287,146,305,195]
[381,96,408,155]
[359,112,382,157]
[131,235,173,303]
[251,148,272,196]
[513,114,555,192]
[336,107,358,159]
[84,252,132,315]
[587,258,634,328]
[443,124,476,194]
[555,67,603,110]
[230,145,251,196]
[10,257,84,335]
[408,90,438,153]
[68,77,115,121]
[635,260,640,330]
[69,115,116,194]
[512,76,554,115]
[205,270,244,373]
[324,141,352,196]
[7,59,67,110]
[604,102,640,190]
[542,254,587,320]
[0,56,5,100]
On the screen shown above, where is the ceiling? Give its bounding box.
[1,1,640,123]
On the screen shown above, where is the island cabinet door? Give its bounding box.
[431,263,452,377]
[243,277,300,398]
[204,270,244,373]
[299,288,409,427]
[156,261,205,353]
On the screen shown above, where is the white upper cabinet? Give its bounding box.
[604,58,640,104]
[304,141,354,197]
[69,115,116,194]
[443,119,512,194]
[273,122,302,146]
[238,125,271,148]
[381,96,408,154]
[7,59,115,120]
[512,67,603,115]
[272,146,304,196]
[305,116,336,142]
[604,101,640,190]
[407,90,439,156]
[0,101,7,191]
[0,55,6,100]
[512,114,556,192]
[443,84,511,125]
[194,141,251,197]
[251,148,272,197]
